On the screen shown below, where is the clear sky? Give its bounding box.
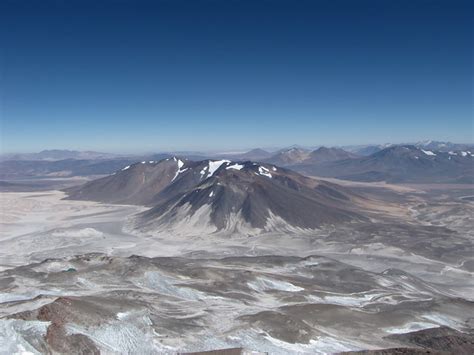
[1,0,472,153]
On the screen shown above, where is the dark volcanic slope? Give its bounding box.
[65,158,365,233]
[0,153,208,180]
[230,148,273,161]
[139,161,364,232]
[264,147,312,165]
[305,147,358,164]
[0,158,138,180]
[264,147,357,166]
[294,145,474,183]
[64,157,204,205]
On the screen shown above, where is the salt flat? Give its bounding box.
[0,186,473,354]
[0,191,146,269]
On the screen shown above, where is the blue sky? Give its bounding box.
[1,0,472,153]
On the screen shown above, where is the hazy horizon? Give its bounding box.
[1,138,473,156]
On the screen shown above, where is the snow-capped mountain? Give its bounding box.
[294,145,474,183]
[65,158,366,234]
[414,140,474,152]
[344,141,474,156]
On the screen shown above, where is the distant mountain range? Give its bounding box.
[244,143,473,184]
[343,144,394,156]
[414,140,474,152]
[1,141,472,183]
[216,148,273,161]
[294,145,474,183]
[65,158,366,234]
[263,147,312,165]
[344,141,474,156]
[2,141,472,161]
[0,153,206,180]
[0,149,122,161]
[0,158,140,180]
[264,147,358,165]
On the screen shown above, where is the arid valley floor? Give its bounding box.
[0,179,473,354]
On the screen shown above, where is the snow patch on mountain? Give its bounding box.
[226,163,244,171]
[421,149,436,156]
[207,160,230,177]
[258,166,272,178]
[171,159,187,182]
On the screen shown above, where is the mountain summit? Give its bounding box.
[305,147,358,164]
[264,147,312,165]
[264,146,357,166]
[65,158,365,235]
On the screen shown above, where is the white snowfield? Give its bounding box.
[258,166,272,178]
[207,160,231,177]
[171,159,187,182]
[421,149,436,156]
[0,191,146,270]
[226,163,244,170]
[445,151,473,157]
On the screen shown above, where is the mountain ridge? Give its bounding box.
[293,145,474,183]
[65,157,366,235]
